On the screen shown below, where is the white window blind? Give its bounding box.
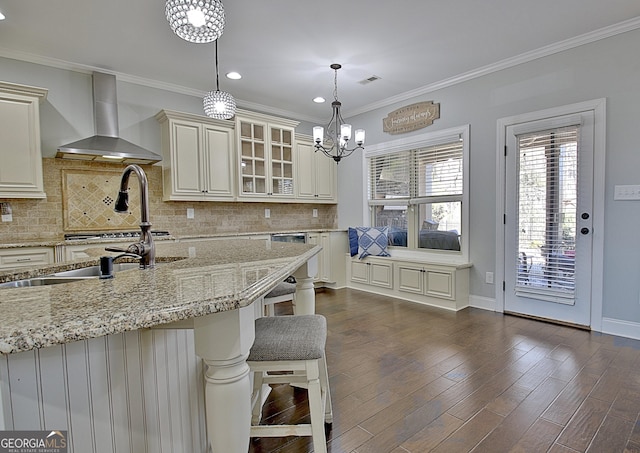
[516,125,578,301]
[369,141,463,204]
[414,142,463,200]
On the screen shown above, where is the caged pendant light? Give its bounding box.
[203,39,236,119]
[165,0,225,44]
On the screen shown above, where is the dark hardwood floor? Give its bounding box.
[248,288,640,453]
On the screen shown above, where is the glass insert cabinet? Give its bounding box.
[237,111,298,198]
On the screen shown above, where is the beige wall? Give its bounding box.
[0,159,337,243]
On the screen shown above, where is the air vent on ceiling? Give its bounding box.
[358,75,381,85]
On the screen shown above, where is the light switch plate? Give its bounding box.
[614,184,640,200]
[265,208,270,218]
[187,208,195,219]
[313,209,318,218]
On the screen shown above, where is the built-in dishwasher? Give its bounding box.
[270,232,307,244]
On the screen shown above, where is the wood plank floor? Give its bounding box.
[248,288,640,453]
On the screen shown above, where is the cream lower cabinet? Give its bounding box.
[347,256,470,311]
[307,231,347,288]
[0,82,48,199]
[349,257,393,288]
[396,262,457,300]
[156,110,235,201]
[0,247,54,270]
[295,135,337,203]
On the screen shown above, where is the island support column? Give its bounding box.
[293,255,318,315]
[193,305,255,453]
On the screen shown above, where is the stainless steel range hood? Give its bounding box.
[57,72,162,164]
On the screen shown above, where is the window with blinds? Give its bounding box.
[516,125,577,301]
[368,134,465,252]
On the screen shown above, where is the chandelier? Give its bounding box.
[313,64,365,163]
[203,39,236,119]
[165,0,225,44]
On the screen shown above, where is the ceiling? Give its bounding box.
[1,1,640,123]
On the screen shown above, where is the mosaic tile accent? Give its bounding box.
[62,169,141,232]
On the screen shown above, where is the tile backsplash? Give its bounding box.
[0,159,338,243]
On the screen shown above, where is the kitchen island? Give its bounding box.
[0,238,320,452]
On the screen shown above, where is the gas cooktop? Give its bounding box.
[64,231,171,241]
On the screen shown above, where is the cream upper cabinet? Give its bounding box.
[295,134,337,203]
[236,110,299,200]
[156,109,235,201]
[0,81,48,199]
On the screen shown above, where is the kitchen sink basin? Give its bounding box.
[0,262,142,288]
[51,262,140,277]
[0,276,95,288]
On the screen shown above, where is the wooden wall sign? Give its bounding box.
[382,101,440,134]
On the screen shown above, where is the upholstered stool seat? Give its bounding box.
[248,315,332,453]
[262,280,296,316]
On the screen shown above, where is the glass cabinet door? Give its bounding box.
[270,127,293,195]
[240,121,267,195]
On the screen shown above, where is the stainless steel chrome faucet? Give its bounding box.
[106,164,155,268]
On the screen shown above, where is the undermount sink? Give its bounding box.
[0,262,142,288]
[50,262,140,277]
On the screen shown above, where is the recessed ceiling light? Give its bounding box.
[313,97,325,103]
[0,11,6,20]
[226,72,241,80]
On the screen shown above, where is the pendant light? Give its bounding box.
[203,39,236,119]
[165,0,225,44]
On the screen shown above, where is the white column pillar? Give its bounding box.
[193,305,255,453]
[293,255,318,315]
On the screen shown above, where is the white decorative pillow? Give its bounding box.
[356,227,391,259]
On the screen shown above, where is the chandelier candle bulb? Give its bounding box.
[313,126,324,144]
[341,124,352,140]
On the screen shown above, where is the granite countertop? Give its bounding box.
[0,239,320,355]
[0,229,346,248]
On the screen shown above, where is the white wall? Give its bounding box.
[339,28,640,325]
[0,58,205,159]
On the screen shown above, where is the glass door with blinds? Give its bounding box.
[504,112,594,326]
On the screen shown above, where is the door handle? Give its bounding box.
[580,227,590,235]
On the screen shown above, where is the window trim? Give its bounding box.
[364,125,470,264]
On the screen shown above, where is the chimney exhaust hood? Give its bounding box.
[57,72,162,164]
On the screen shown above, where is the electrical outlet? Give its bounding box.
[187,208,195,219]
[312,209,318,218]
[485,272,494,284]
[0,202,12,222]
[265,208,270,218]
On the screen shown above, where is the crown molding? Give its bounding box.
[2,16,639,121]
[345,16,640,117]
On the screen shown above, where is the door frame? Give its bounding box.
[495,98,606,331]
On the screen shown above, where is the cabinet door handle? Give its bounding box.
[16,258,32,262]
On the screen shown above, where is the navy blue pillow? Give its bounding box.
[348,227,359,257]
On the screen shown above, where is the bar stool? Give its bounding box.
[262,280,296,316]
[248,315,332,453]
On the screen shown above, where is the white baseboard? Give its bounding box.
[469,294,498,312]
[600,317,640,341]
[439,296,640,342]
